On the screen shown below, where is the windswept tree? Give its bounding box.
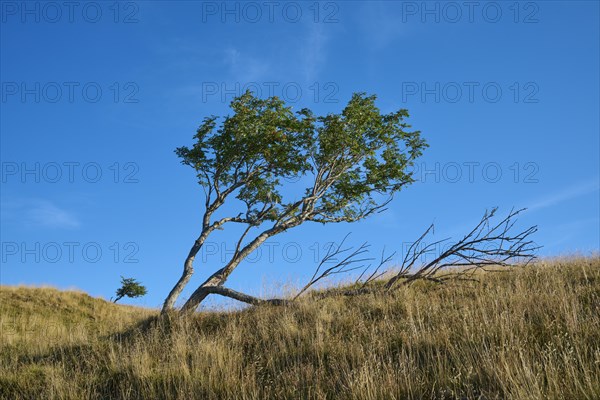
[163,91,427,313]
[114,276,147,303]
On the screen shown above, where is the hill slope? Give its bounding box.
[1,257,599,399]
[0,286,154,349]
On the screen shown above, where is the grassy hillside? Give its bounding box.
[1,257,599,399]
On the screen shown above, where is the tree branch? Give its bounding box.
[202,286,290,306]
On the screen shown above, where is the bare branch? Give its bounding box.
[385,208,539,289]
[293,234,374,300]
[202,286,290,306]
[359,248,396,289]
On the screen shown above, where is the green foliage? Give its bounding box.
[176,91,427,225]
[114,276,147,303]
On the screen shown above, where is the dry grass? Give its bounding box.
[1,257,599,399]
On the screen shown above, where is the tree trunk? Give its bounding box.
[180,268,228,313]
[162,233,208,312]
[180,225,288,313]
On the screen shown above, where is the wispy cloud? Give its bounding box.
[300,23,327,83]
[223,47,270,83]
[527,179,599,212]
[1,199,81,229]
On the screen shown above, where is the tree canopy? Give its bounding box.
[114,276,147,303]
[175,91,427,225]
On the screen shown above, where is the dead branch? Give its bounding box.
[384,207,539,289]
[201,286,290,306]
[293,234,374,300]
[308,208,538,300]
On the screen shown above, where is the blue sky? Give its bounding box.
[1,1,598,308]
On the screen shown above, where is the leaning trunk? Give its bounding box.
[161,261,194,312]
[180,269,228,313]
[180,225,288,313]
[162,234,207,312]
